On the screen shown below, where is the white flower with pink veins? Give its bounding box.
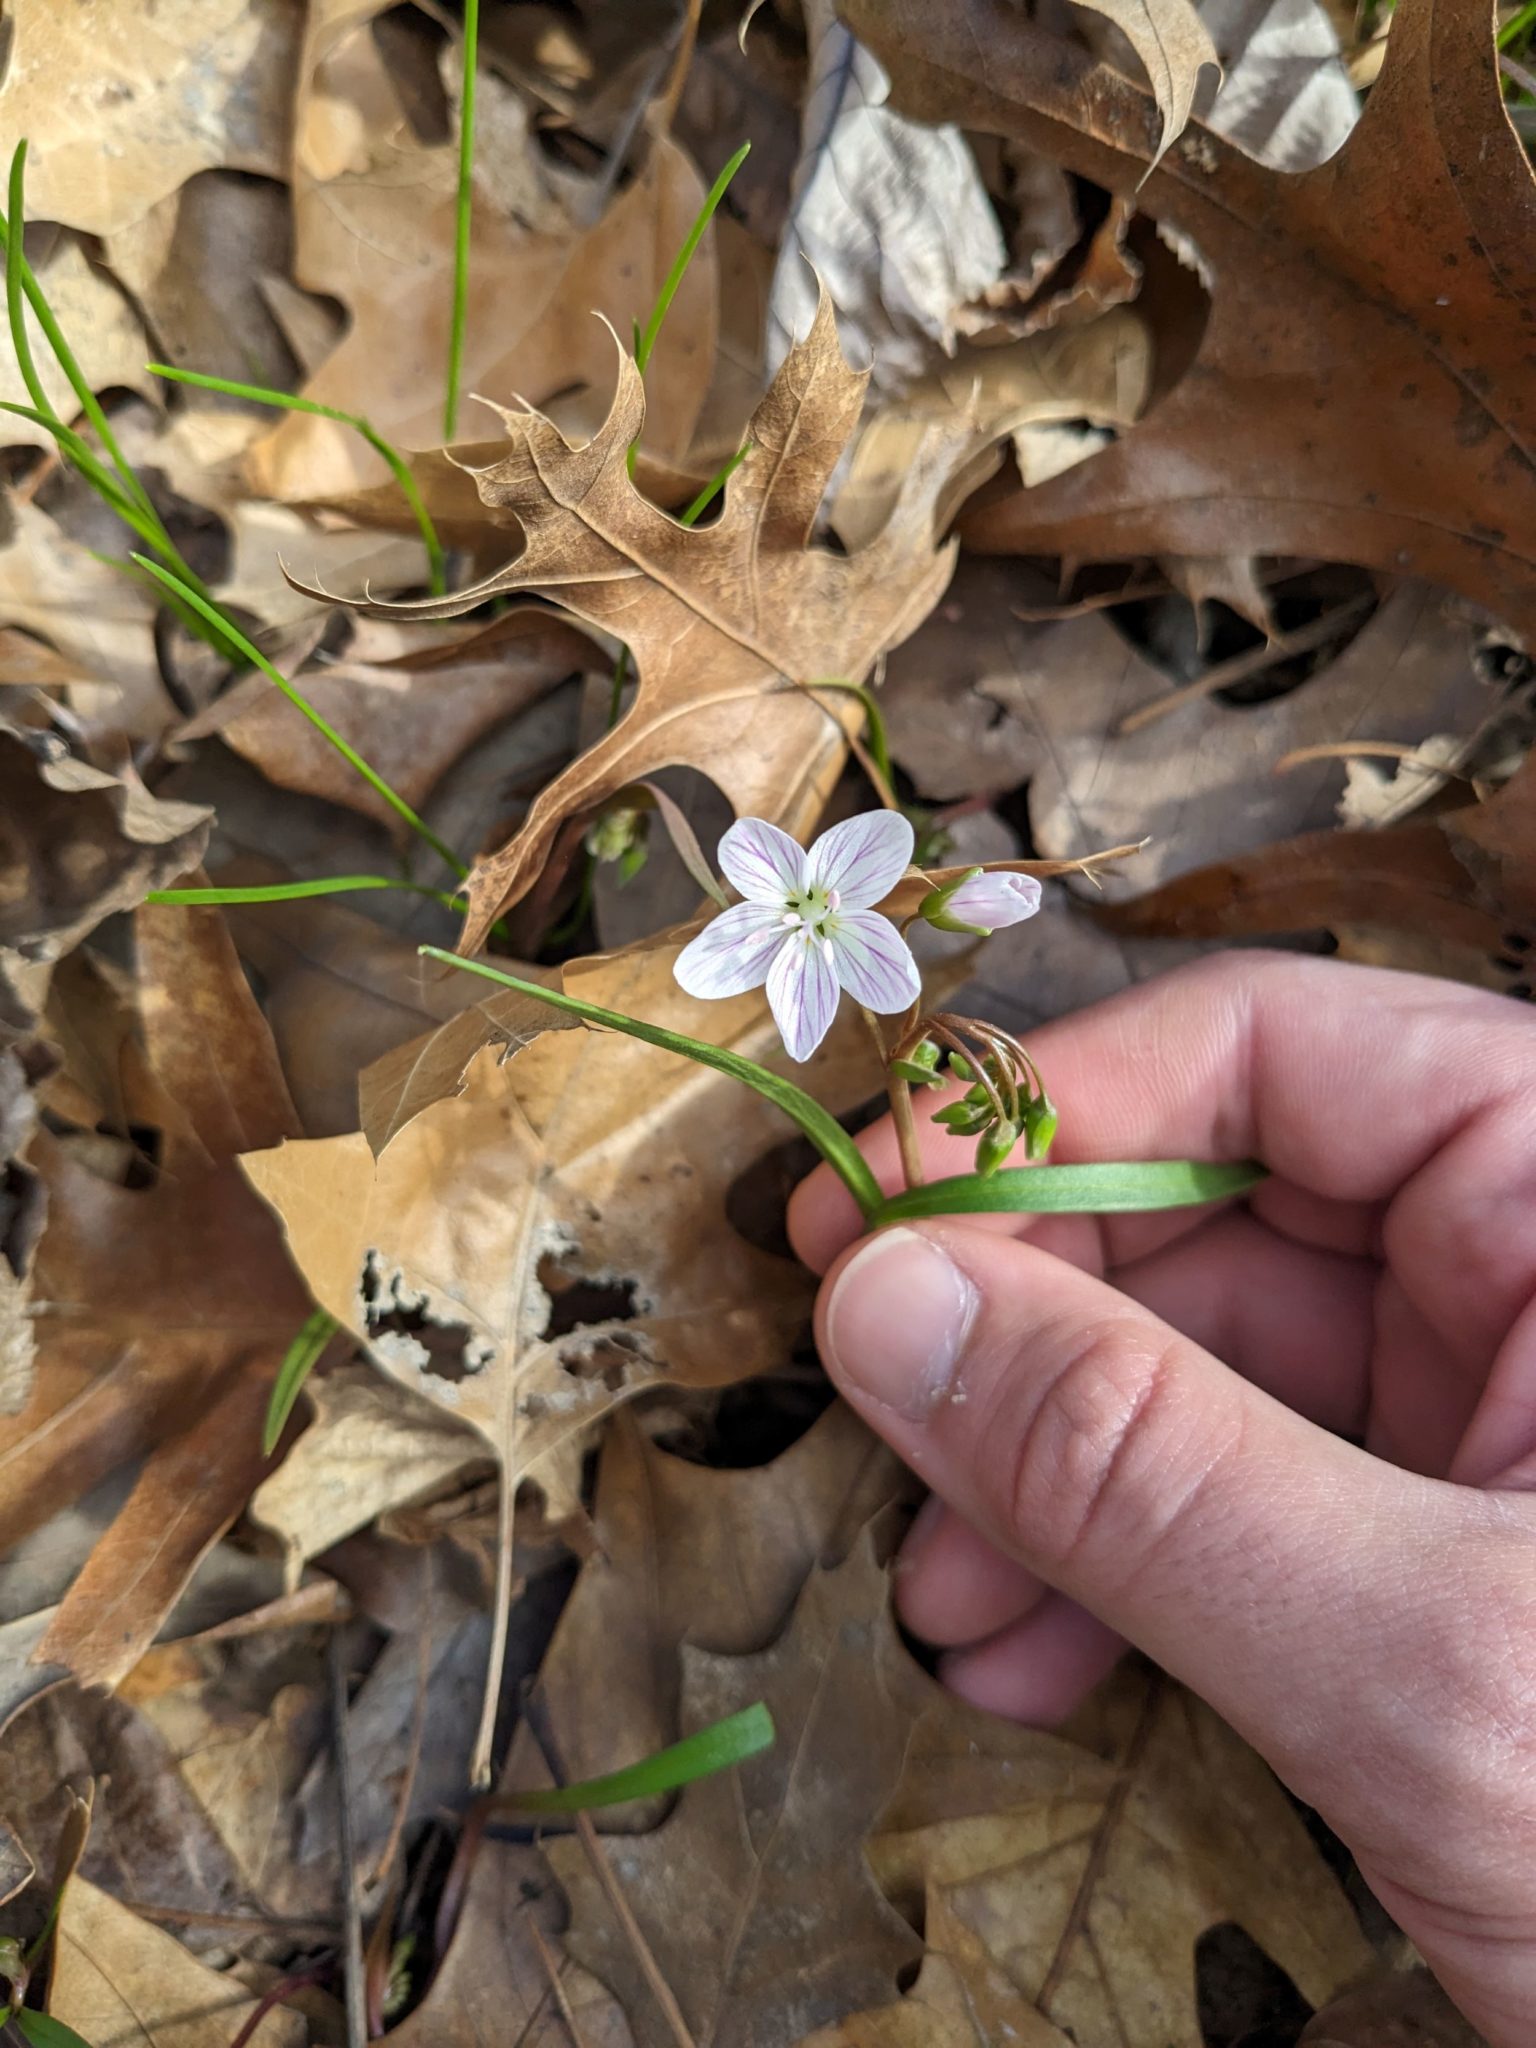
[673,813,922,1061]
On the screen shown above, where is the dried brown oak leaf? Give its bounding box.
[292,293,970,955]
[866,1664,1372,2047]
[1100,750,1536,991]
[846,0,1536,639]
[13,898,307,1690]
[240,933,902,1782]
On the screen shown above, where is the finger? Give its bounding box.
[940,1594,1125,1725]
[1114,1208,1376,1435]
[896,1494,1046,1647]
[813,1220,1513,1853]
[789,950,1533,1273]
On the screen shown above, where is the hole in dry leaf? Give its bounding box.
[360,1253,484,1382]
[1194,1922,1312,2046]
[372,6,451,144]
[536,1255,642,1340]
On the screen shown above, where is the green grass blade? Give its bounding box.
[495,1703,774,1814]
[0,401,154,533]
[872,1158,1267,1225]
[679,441,751,527]
[131,556,467,880]
[148,875,464,912]
[628,140,750,478]
[444,0,479,441]
[1499,0,1536,46]
[4,142,161,529]
[264,1308,339,1456]
[148,365,447,595]
[635,142,750,377]
[419,946,885,1219]
[14,2012,95,2048]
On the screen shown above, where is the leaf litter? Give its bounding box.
[0,0,1533,2042]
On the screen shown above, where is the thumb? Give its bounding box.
[815,1222,1508,1839]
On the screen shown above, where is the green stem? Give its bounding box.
[490,1703,774,1815]
[872,1159,1266,1224]
[419,945,886,1218]
[148,365,447,595]
[810,679,897,802]
[679,440,751,527]
[2,143,158,527]
[132,557,467,879]
[628,140,750,478]
[1499,0,1536,47]
[148,875,465,912]
[264,1309,339,1455]
[444,0,479,441]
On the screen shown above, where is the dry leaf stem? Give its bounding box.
[574,1810,697,2048]
[1114,594,1377,735]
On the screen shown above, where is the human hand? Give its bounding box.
[789,952,1536,2045]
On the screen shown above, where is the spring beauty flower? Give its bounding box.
[919,866,1042,936]
[674,813,921,1061]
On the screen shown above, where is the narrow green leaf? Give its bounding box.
[628,140,750,478]
[147,366,447,595]
[810,679,897,804]
[872,1158,1267,1225]
[14,2011,95,2048]
[495,1703,774,1815]
[444,0,479,440]
[131,557,467,880]
[264,1309,339,1456]
[679,440,751,527]
[148,875,462,912]
[418,946,885,1220]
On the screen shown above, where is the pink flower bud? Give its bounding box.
[919,868,1043,936]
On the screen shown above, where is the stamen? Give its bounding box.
[828,888,841,913]
[821,936,835,966]
[780,911,800,930]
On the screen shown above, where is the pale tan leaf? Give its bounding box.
[1071,0,1221,162]
[1,0,297,237]
[49,1877,305,2047]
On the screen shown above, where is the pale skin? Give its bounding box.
[788,951,1536,2046]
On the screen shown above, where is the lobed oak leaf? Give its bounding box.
[290,294,972,955]
[846,0,1536,639]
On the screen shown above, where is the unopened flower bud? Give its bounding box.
[974,1120,1018,1177]
[586,805,649,886]
[1023,1092,1059,1161]
[932,1099,990,1137]
[919,867,1044,937]
[889,1038,943,1087]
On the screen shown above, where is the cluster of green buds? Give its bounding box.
[585,802,649,886]
[890,1012,1057,1177]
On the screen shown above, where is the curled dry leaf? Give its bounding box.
[49,1877,305,2047]
[240,933,896,1779]
[1100,750,1536,992]
[0,724,211,1031]
[12,898,308,1690]
[864,1663,1372,2046]
[292,296,971,953]
[1072,0,1221,164]
[1299,1964,1488,2045]
[766,0,1007,390]
[0,0,297,237]
[846,0,1536,639]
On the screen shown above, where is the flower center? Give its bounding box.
[782,883,840,940]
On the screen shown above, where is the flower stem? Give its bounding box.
[863,1005,924,1190]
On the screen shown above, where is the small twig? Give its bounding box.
[1113,595,1375,736]
[1012,580,1167,621]
[528,1914,595,2048]
[1500,49,1536,96]
[573,1811,696,2048]
[368,1550,434,1890]
[329,1633,367,2048]
[227,1961,334,2048]
[1272,738,1474,781]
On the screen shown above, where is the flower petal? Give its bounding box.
[806,810,914,908]
[766,929,840,1063]
[718,818,807,905]
[829,909,922,1014]
[673,903,789,1000]
[941,869,1043,931]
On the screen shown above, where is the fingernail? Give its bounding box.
[824,1227,978,1420]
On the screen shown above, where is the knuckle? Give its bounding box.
[998,1314,1188,1576]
